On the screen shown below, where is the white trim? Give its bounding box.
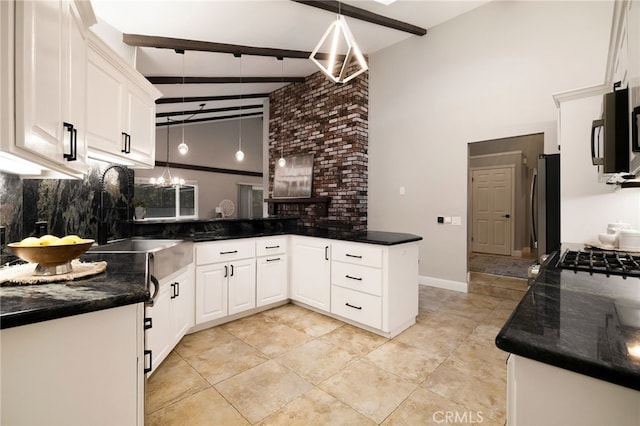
[419,276,468,293]
[469,150,523,160]
[552,84,608,108]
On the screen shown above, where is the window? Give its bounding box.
[237,184,263,218]
[134,180,198,220]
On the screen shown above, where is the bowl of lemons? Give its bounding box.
[8,235,95,276]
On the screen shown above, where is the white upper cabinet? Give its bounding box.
[9,0,95,178]
[85,33,160,168]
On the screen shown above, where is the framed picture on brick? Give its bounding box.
[273,154,314,198]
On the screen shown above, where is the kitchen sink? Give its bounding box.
[88,239,185,253]
[89,239,193,304]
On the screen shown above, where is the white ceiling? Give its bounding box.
[91,0,491,125]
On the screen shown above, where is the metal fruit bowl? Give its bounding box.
[7,240,95,276]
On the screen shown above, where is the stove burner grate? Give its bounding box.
[557,250,640,279]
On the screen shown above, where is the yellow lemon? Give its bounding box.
[19,237,41,247]
[39,235,60,246]
[59,235,83,245]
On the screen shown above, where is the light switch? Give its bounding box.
[452,216,461,225]
[399,186,406,195]
[444,217,452,224]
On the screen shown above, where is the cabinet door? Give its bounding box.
[195,263,228,324]
[124,85,156,167]
[256,255,288,307]
[0,305,140,426]
[14,0,88,174]
[62,0,88,172]
[14,0,64,159]
[171,266,194,342]
[291,238,331,311]
[86,48,125,158]
[228,258,256,315]
[146,283,172,375]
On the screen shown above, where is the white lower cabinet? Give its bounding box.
[331,284,382,329]
[195,240,256,325]
[507,354,640,426]
[290,236,331,311]
[1,304,144,425]
[329,240,419,337]
[146,264,194,375]
[256,236,289,307]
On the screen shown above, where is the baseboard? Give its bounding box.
[419,275,468,293]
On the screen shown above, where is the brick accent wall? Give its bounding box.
[268,70,368,230]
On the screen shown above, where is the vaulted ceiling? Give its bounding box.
[91,0,491,127]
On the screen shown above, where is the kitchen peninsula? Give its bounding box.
[495,244,640,425]
[1,220,421,425]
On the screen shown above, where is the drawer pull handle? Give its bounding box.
[144,317,152,330]
[345,302,362,310]
[266,257,281,262]
[265,245,280,249]
[345,253,362,259]
[220,250,238,255]
[345,275,362,281]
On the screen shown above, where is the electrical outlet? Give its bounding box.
[399,186,406,195]
[452,216,462,226]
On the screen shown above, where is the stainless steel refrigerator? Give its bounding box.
[531,153,561,256]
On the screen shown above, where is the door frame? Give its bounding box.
[469,164,516,256]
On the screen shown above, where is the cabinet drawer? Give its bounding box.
[331,262,382,296]
[332,242,382,268]
[195,240,255,265]
[331,285,382,329]
[256,236,288,256]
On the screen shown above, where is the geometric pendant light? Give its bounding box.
[310,14,368,84]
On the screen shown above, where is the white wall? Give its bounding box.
[369,1,613,286]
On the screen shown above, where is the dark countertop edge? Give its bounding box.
[0,291,149,330]
[190,230,423,246]
[495,332,640,392]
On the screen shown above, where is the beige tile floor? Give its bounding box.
[146,285,518,425]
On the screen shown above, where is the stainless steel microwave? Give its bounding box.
[591,87,629,174]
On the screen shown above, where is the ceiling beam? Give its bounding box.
[124,33,333,59]
[156,93,270,105]
[155,111,263,126]
[156,104,263,119]
[291,0,427,36]
[147,76,305,84]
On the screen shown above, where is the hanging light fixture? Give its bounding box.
[277,58,286,168]
[177,50,189,156]
[235,54,245,162]
[309,2,368,84]
[149,118,185,186]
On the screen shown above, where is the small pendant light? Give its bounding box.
[177,50,189,155]
[235,54,245,162]
[277,58,286,168]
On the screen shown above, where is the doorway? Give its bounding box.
[467,133,544,279]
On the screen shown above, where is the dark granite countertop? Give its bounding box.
[0,253,149,330]
[496,243,640,391]
[0,226,421,330]
[189,228,422,245]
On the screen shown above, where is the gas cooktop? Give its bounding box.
[557,249,640,279]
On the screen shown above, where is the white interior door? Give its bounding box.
[472,167,513,255]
